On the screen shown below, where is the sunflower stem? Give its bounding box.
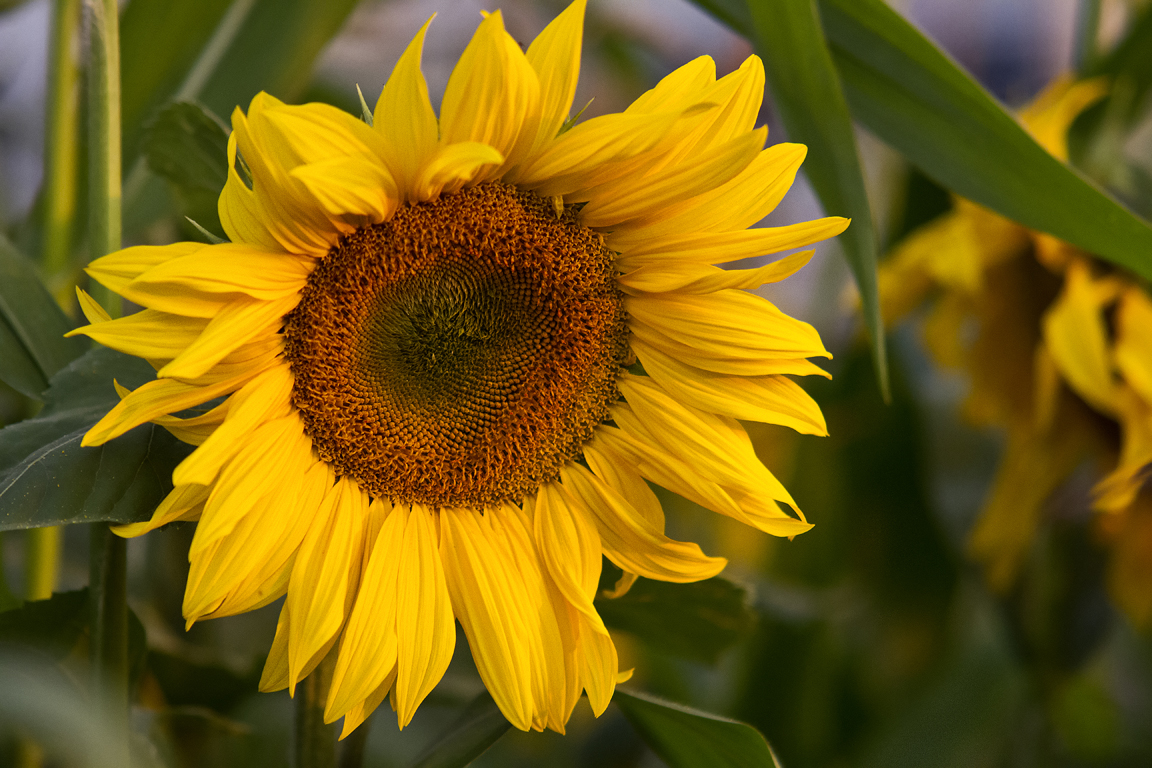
[85,0,129,759]
[295,652,338,768]
[89,527,129,766]
[24,527,62,601]
[85,0,121,318]
[1075,0,1101,74]
[42,0,82,292]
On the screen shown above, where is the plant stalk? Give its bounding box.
[1075,0,1101,73]
[24,527,62,601]
[295,652,338,768]
[85,0,128,762]
[89,527,128,766]
[42,0,82,287]
[85,0,122,317]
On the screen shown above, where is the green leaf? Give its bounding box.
[614,689,782,768]
[0,347,193,531]
[745,0,887,398]
[197,0,361,123]
[813,0,1152,281]
[143,102,229,236]
[1087,2,1152,120]
[0,589,148,688]
[0,589,89,660]
[0,235,87,399]
[595,576,754,664]
[408,691,511,768]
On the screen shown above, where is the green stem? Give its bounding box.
[86,0,122,318]
[1075,0,1101,74]
[295,652,338,768]
[42,0,82,291]
[24,527,61,601]
[89,527,128,765]
[85,0,128,760]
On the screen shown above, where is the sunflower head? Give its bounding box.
[74,0,845,736]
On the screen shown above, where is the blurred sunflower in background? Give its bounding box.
[69,0,844,736]
[879,75,1152,628]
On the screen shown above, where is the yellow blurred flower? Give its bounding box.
[67,1,844,735]
[879,75,1152,625]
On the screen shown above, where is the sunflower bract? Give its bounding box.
[74,0,846,735]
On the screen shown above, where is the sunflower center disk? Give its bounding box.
[284,183,629,508]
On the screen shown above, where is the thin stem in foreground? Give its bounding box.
[85,0,122,317]
[296,652,338,768]
[42,0,82,287]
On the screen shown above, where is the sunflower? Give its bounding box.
[73,1,844,735]
[879,75,1152,625]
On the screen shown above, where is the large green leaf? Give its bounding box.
[615,689,782,768]
[746,0,886,397]
[143,102,230,237]
[407,692,511,768]
[0,347,192,531]
[120,0,234,164]
[197,0,360,122]
[596,576,754,664]
[815,0,1152,280]
[0,236,87,399]
[690,0,1152,281]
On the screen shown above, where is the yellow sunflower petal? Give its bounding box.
[326,501,404,723]
[440,506,534,730]
[338,668,397,740]
[188,413,308,557]
[561,463,727,582]
[393,504,456,728]
[183,425,315,620]
[85,243,204,293]
[285,478,369,692]
[129,243,313,302]
[158,295,297,381]
[579,127,766,228]
[627,289,829,362]
[607,142,807,247]
[633,338,827,435]
[439,11,539,172]
[615,217,848,266]
[531,482,607,635]
[413,142,505,202]
[1042,260,1118,415]
[66,309,207,360]
[496,503,581,733]
[618,250,814,295]
[576,612,618,717]
[618,375,799,510]
[374,17,439,197]
[111,482,208,538]
[83,340,281,446]
[516,0,587,168]
[1115,286,1152,404]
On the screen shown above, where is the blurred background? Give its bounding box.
[3,0,1152,766]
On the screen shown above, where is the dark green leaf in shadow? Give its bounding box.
[0,347,193,530]
[595,576,754,664]
[814,0,1152,280]
[1086,3,1152,121]
[0,589,88,659]
[0,235,87,399]
[144,102,230,236]
[408,691,511,768]
[746,0,887,398]
[614,689,782,768]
